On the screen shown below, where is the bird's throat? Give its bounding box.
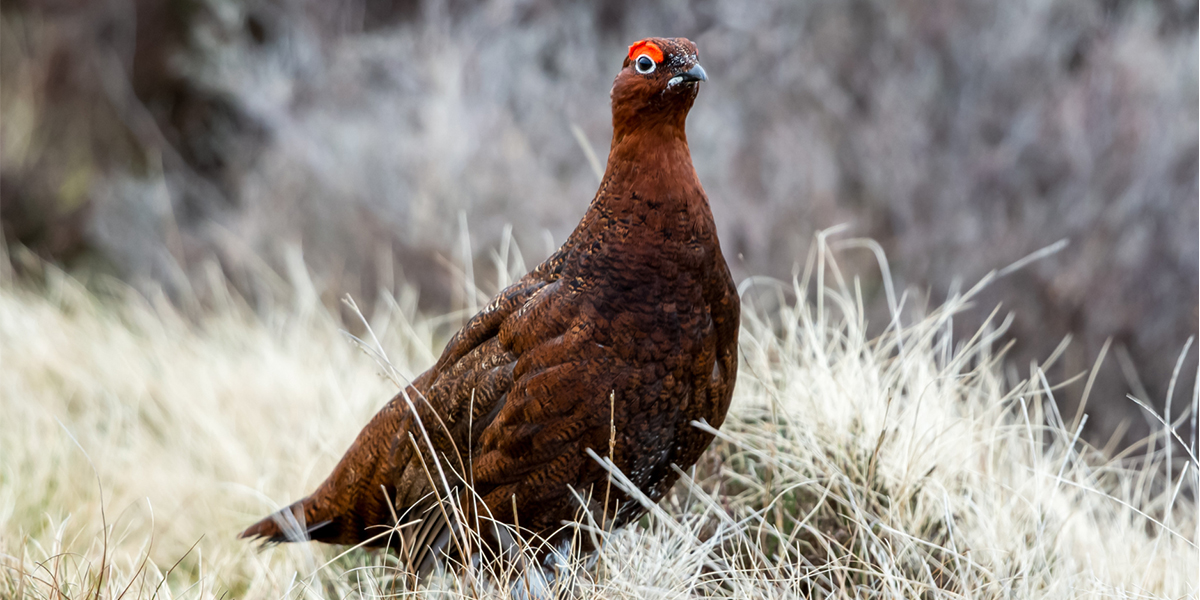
[602,130,701,209]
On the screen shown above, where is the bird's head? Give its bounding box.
[610,37,706,143]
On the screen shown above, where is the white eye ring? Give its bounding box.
[634,54,656,74]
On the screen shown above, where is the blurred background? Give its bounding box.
[2,0,1196,448]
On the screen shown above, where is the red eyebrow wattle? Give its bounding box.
[628,40,664,63]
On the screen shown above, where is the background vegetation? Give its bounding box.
[2,0,1197,446]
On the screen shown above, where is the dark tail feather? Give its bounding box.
[240,499,333,543]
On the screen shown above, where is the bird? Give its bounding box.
[240,37,739,576]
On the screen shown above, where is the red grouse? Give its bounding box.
[242,37,739,574]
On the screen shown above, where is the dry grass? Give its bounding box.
[0,234,1195,599]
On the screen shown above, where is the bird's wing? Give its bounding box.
[441,280,633,543]
[462,256,741,539]
[240,271,557,559]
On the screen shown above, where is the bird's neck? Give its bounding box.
[541,123,717,282]
[610,105,689,149]
[599,126,700,213]
[577,124,714,244]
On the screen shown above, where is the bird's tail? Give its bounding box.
[239,487,455,577]
[239,497,335,543]
[240,391,415,547]
[238,386,457,573]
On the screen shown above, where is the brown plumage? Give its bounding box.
[241,37,739,574]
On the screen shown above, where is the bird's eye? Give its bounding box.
[635,54,656,74]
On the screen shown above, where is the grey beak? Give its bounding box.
[679,64,708,83]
